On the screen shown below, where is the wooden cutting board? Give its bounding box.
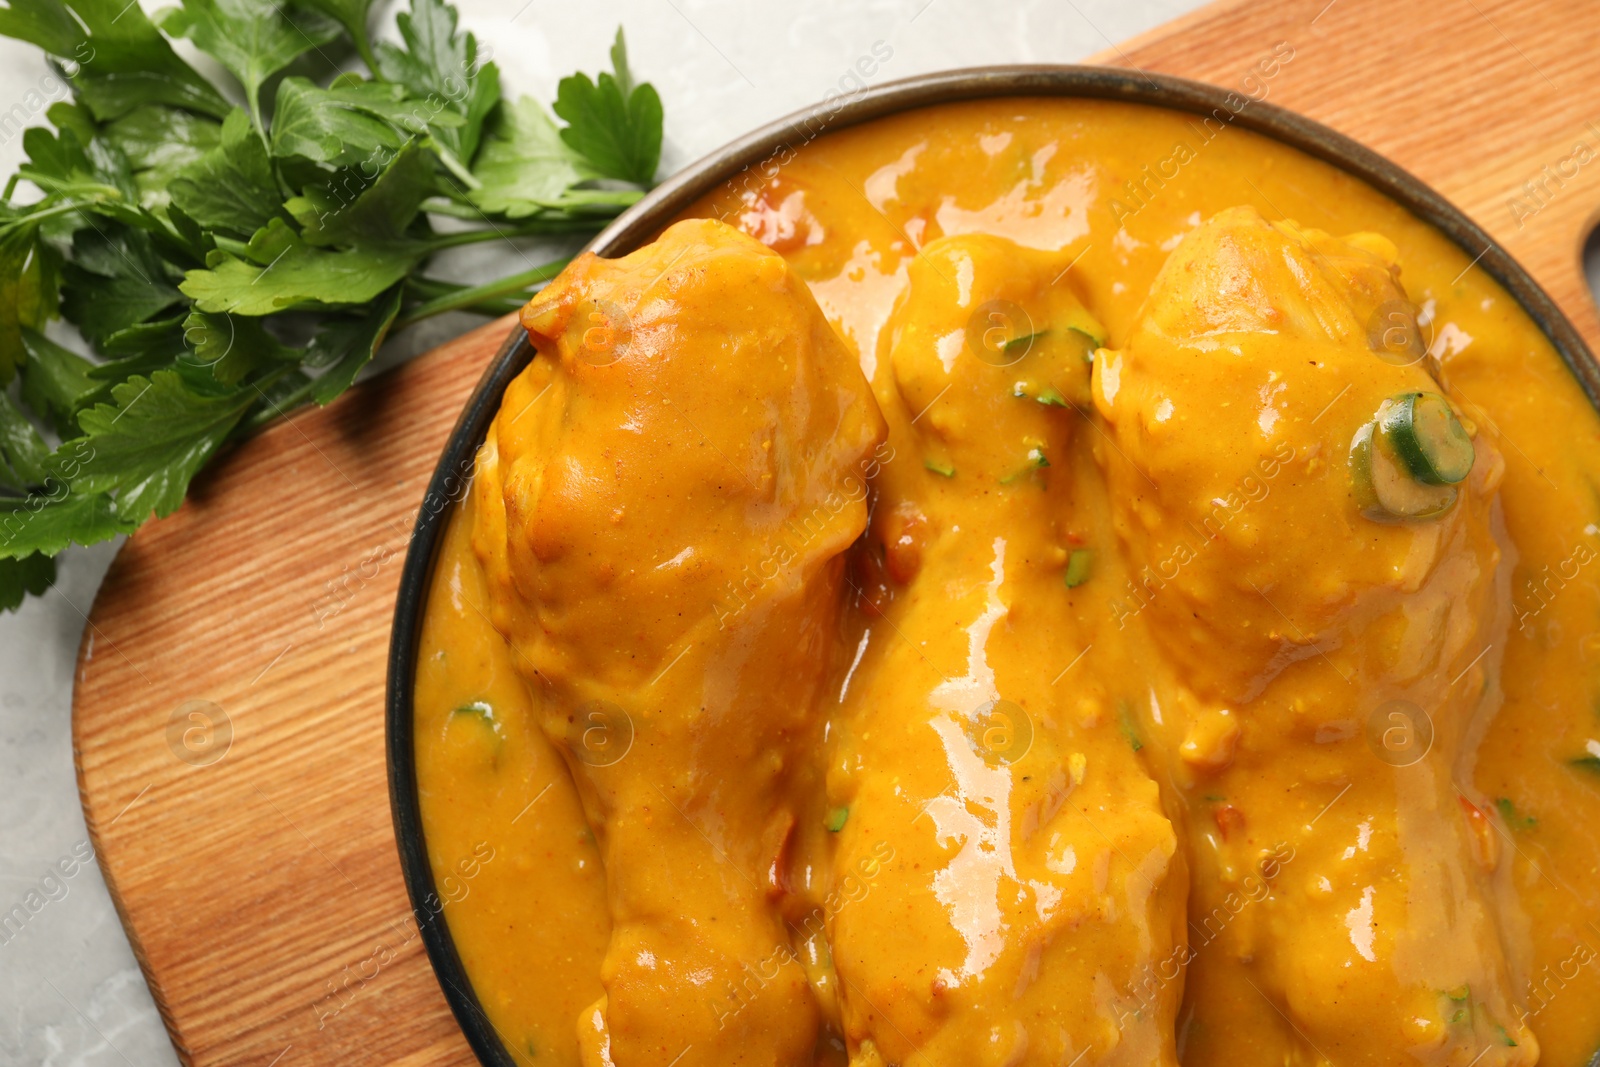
[72,1,1600,1064]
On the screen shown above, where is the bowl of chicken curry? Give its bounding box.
[387,67,1600,1067]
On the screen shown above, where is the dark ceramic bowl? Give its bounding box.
[385,65,1598,1066]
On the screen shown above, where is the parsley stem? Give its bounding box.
[25,178,124,200]
[430,141,482,191]
[247,96,268,146]
[352,32,381,81]
[420,221,594,250]
[6,200,97,228]
[395,258,571,328]
[418,229,507,251]
[242,382,316,433]
[421,196,484,219]
[238,263,558,432]
[237,367,300,432]
[421,194,641,222]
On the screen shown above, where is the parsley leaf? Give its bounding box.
[0,219,61,384]
[61,229,183,346]
[294,0,381,69]
[374,0,499,164]
[0,392,49,486]
[468,97,588,217]
[0,0,665,609]
[0,0,231,121]
[102,105,222,210]
[19,124,138,206]
[69,370,256,521]
[160,0,341,126]
[288,141,434,247]
[306,285,402,404]
[19,329,94,435]
[170,109,282,237]
[552,28,662,185]
[180,309,295,386]
[46,101,98,145]
[0,489,132,558]
[271,75,457,167]
[0,553,54,612]
[180,218,418,314]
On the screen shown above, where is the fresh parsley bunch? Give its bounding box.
[0,0,663,610]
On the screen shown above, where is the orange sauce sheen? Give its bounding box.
[415,97,1600,1066]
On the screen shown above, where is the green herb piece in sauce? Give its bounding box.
[1000,446,1049,485]
[451,700,505,756]
[1063,549,1092,588]
[1003,330,1046,355]
[1494,797,1536,830]
[1067,323,1105,348]
[1442,985,1472,1025]
[1012,381,1068,407]
[1118,703,1144,752]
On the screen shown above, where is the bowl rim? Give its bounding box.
[385,63,1599,1067]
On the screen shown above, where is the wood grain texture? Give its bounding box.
[73,313,515,1067]
[71,2,1600,1064]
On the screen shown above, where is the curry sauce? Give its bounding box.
[413,98,1600,1066]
